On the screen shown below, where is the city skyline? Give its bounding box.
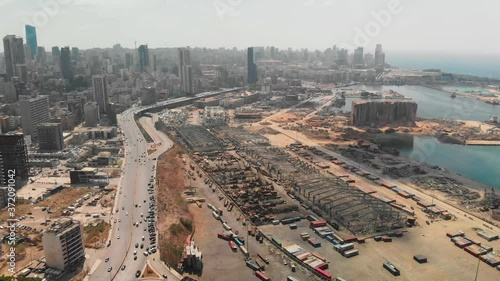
[0,0,499,54]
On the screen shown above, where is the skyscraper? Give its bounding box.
[3,35,26,79]
[36,46,47,65]
[138,44,149,73]
[25,25,37,58]
[374,44,385,72]
[92,75,109,113]
[19,95,50,142]
[60,47,73,80]
[71,47,80,62]
[353,47,364,66]
[178,48,194,94]
[247,47,257,84]
[0,134,28,188]
[51,46,60,57]
[125,53,133,68]
[336,49,348,66]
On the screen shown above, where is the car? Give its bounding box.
[121,265,126,270]
[142,236,145,241]
[122,207,125,210]
[135,243,139,248]
[134,256,137,260]
[134,250,137,255]
[135,270,141,277]
[162,274,168,278]
[126,212,129,216]
[140,244,144,249]
[105,257,109,262]
[107,267,112,272]
[117,235,120,239]
[144,251,149,256]
[114,219,117,223]
[118,219,121,222]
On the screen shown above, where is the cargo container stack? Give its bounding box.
[182,240,203,273]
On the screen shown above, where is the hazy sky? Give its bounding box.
[1,0,499,54]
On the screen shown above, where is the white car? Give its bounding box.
[117,235,120,239]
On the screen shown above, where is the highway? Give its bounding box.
[89,110,158,281]
[88,89,240,280]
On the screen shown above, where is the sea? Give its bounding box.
[388,52,500,79]
[339,85,500,189]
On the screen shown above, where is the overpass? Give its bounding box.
[135,87,242,115]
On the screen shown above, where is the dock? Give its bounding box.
[465,140,500,146]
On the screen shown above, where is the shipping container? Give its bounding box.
[272,237,282,247]
[212,211,220,220]
[229,241,237,251]
[383,262,400,276]
[310,220,327,228]
[308,238,321,248]
[217,233,231,241]
[258,253,270,264]
[307,215,319,221]
[342,249,359,258]
[234,237,243,247]
[240,246,249,257]
[315,267,332,280]
[413,255,427,264]
[255,270,270,281]
[246,260,260,271]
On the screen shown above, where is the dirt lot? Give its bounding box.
[156,144,194,268]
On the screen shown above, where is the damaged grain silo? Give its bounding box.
[351,100,418,127]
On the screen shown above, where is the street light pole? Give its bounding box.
[474,256,480,281]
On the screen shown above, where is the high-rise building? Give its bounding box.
[24,44,32,62]
[178,48,194,94]
[0,134,28,188]
[71,47,79,63]
[36,46,47,65]
[51,46,60,57]
[60,47,73,80]
[92,75,109,113]
[125,53,133,68]
[19,95,50,142]
[83,102,99,127]
[15,64,28,83]
[138,45,149,73]
[353,47,364,66]
[336,49,348,66]
[374,44,385,72]
[247,47,257,84]
[37,123,64,152]
[68,94,87,125]
[25,25,37,59]
[42,218,85,271]
[3,35,26,80]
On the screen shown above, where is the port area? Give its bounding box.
[160,129,500,280]
[184,158,311,281]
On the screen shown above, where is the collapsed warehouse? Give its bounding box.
[172,125,405,234]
